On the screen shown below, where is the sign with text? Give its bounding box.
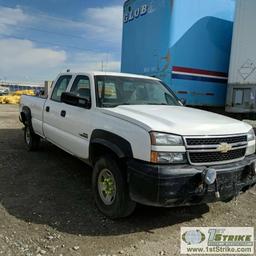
[181,227,254,255]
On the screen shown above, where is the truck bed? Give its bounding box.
[20,95,46,137]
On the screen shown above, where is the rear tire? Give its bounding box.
[92,155,136,219]
[24,125,40,151]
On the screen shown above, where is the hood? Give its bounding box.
[101,105,251,136]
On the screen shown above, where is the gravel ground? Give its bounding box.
[0,104,255,256]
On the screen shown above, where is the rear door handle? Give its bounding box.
[45,106,50,112]
[60,110,66,117]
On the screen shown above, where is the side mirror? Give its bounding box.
[179,98,186,106]
[61,92,91,109]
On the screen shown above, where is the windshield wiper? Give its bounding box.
[102,102,170,108]
[102,102,132,108]
[145,103,169,105]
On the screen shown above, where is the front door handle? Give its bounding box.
[45,106,50,112]
[60,110,66,117]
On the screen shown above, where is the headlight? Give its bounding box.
[247,128,255,142]
[150,132,183,146]
[246,128,255,155]
[151,151,187,164]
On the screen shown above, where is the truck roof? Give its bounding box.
[59,71,160,81]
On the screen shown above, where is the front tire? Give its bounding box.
[24,125,40,151]
[92,155,136,219]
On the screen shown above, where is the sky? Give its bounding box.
[0,0,125,83]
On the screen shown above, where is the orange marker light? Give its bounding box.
[150,151,158,163]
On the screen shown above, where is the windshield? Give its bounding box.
[95,76,181,108]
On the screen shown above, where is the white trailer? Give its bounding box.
[226,0,256,114]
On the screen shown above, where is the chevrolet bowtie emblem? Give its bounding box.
[217,143,232,153]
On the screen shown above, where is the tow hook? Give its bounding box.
[215,178,220,199]
[201,168,220,199]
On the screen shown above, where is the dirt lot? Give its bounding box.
[0,104,255,256]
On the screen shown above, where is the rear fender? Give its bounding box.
[20,106,32,127]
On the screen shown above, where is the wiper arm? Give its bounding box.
[145,103,169,105]
[101,102,132,108]
[102,102,170,108]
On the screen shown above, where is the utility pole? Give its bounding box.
[101,60,104,71]
[106,53,109,71]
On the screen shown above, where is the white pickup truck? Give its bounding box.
[20,71,256,218]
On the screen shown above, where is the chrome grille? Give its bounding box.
[186,135,247,146]
[189,148,246,164]
[185,135,248,165]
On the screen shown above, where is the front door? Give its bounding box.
[46,75,93,159]
[43,75,73,151]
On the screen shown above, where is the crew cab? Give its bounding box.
[19,72,256,218]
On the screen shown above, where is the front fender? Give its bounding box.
[90,129,133,160]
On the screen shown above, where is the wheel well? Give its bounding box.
[20,112,26,123]
[90,143,127,166]
[20,106,32,125]
[90,130,133,164]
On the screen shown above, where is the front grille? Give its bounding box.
[186,135,247,146]
[189,148,246,164]
[185,135,248,165]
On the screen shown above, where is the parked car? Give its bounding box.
[19,72,256,218]
[0,87,9,96]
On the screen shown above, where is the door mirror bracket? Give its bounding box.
[61,92,91,109]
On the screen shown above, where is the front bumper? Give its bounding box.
[127,155,256,207]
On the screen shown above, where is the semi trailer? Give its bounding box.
[121,0,256,117]
[226,0,256,115]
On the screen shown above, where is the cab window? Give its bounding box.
[70,75,91,102]
[51,75,72,102]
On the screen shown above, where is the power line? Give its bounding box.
[0,4,89,41]
[0,22,87,40]
[0,33,102,53]
[0,3,83,25]
[0,4,120,57]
